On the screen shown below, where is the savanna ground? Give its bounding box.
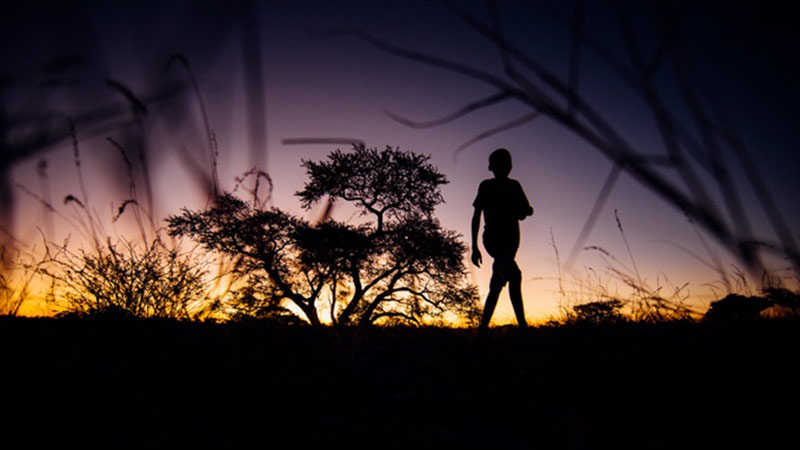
[3,316,797,449]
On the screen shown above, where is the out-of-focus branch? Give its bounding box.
[384,91,512,129]
[453,111,539,160]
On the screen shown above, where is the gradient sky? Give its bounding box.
[3,0,799,321]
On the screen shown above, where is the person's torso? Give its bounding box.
[480,178,524,236]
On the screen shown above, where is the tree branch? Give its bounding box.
[384,90,513,129]
[453,111,539,160]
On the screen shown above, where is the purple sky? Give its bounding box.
[3,0,799,320]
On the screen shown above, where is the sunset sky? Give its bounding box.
[3,0,798,322]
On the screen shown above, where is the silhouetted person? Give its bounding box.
[471,148,533,337]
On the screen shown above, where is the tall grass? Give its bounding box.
[0,243,51,316]
[551,207,800,324]
[551,211,696,324]
[1,53,240,319]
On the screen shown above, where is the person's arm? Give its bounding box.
[517,182,534,220]
[471,207,482,267]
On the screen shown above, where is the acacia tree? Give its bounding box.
[167,144,480,327]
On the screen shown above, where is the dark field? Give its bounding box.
[2,317,798,449]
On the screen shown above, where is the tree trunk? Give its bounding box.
[337,270,364,325]
[293,296,321,327]
[305,307,321,326]
[358,295,385,328]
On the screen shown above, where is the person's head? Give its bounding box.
[488,148,512,178]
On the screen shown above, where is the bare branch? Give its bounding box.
[565,164,621,271]
[316,26,522,98]
[384,90,512,129]
[282,137,365,147]
[372,311,421,325]
[567,0,584,119]
[453,111,539,160]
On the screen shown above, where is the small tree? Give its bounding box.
[168,144,480,327]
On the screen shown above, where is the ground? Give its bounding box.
[2,317,797,449]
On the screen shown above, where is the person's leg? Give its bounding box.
[506,260,528,329]
[498,258,528,328]
[478,261,507,335]
[479,285,502,329]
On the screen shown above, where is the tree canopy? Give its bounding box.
[297,145,448,232]
[168,144,479,326]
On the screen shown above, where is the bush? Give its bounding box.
[762,288,800,318]
[45,237,213,319]
[571,299,626,324]
[704,288,800,320]
[703,294,771,321]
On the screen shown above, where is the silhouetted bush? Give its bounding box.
[44,237,212,319]
[762,288,800,317]
[704,294,771,321]
[571,299,626,324]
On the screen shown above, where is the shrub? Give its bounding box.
[45,237,212,319]
[703,294,771,321]
[571,299,626,324]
